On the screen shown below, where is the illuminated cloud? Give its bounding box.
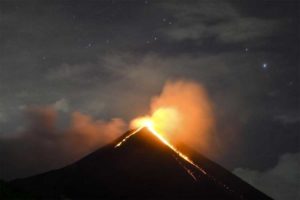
[0,106,126,180]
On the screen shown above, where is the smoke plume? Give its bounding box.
[131,80,216,153]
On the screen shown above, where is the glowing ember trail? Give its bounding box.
[114,123,241,197]
[146,124,207,175]
[114,118,207,176]
[115,126,144,148]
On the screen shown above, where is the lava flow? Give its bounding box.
[115,108,208,177]
[114,113,240,196]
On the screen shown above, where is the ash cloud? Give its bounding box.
[0,106,126,180]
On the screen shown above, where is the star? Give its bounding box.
[262,63,268,69]
[245,48,249,52]
[86,43,93,48]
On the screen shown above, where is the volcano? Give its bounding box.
[9,127,271,199]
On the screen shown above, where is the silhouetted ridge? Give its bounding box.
[9,128,272,199]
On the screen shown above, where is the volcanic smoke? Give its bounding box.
[130,80,215,151]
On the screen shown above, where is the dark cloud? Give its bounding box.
[160,1,282,44]
[234,152,300,200]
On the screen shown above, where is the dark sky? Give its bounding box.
[0,1,299,199]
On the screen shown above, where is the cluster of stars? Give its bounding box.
[162,18,173,25]
[146,35,159,44]
[144,16,174,44]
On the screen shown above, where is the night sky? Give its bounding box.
[0,1,299,199]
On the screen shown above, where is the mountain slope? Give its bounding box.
[10,128,272,199]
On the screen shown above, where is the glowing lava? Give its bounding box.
[131,107,181,140]
[146,123,207,175]
[115,108,207,176]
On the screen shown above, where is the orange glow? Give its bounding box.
[149,81,215,150]
[127,107,207,175]
[115,115,207,177]
[131,116,153,130]
[130,107,181,140]
[130,81,215,152]
[115,103,209,180]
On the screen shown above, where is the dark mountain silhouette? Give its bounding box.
[8,127,271,199]
[0,180,33,199]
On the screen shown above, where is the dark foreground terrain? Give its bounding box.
[4,128,271,199]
